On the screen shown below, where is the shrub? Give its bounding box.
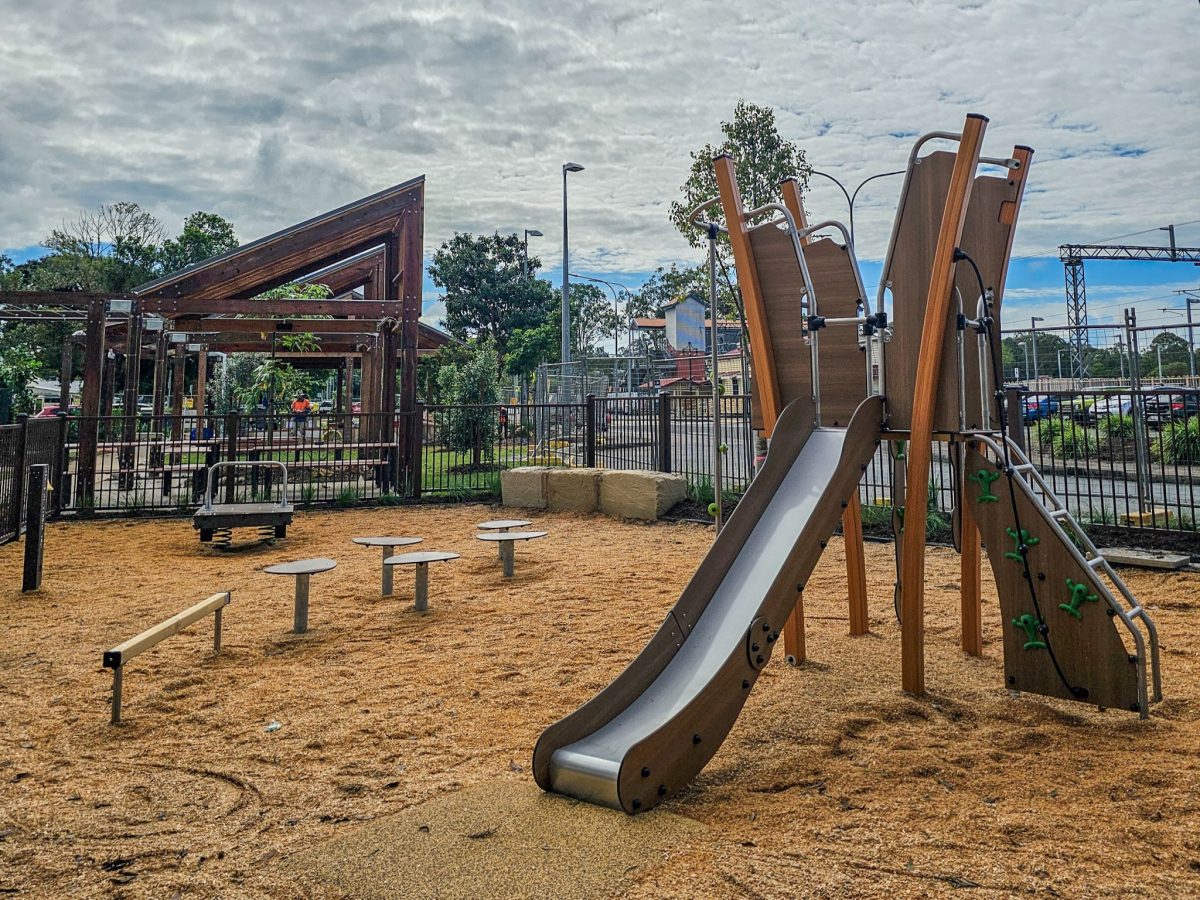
[1156,417,1200,464]
[1048,423,1095,457]
[1101,414,1136,439]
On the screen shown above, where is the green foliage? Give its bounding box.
[428,232,557,361]
[436,340,502,466]
[334,488,360,507]
[1156,417,1200,464]
[505,321,558,380]
[0,335,41,415]
[567,282,621,356]
[1101,413,1136,439]
[158,212,238,272]
[667,101,809,262]
[1051,423,1096,457]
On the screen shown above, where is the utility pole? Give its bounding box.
[1030,316,1044,381]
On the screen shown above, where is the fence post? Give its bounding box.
[409,402,424,500]
[658,391,672,473]
[55,411,70,513]
[224,412,238,504]
[1005,388,1025,453]
[10,414,28,537]
[585,394,597,468]
[22,464,47,593]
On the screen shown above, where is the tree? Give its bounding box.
[436,340,501,467]
[504,322,558,381]
[428,232,557,362]
[159,212,238,272]
[667,101,809,261]
[42,202,164,291]
[568,282,620,356]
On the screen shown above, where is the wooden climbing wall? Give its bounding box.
[966,445,1142,712]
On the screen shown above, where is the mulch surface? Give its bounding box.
[0,504,1197,898]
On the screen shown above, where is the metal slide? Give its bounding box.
[533,395,883,813]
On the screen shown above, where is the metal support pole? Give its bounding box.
[22,464,47,593]
[110,666,123,725]
[584,394,596,467]
[414,563,430,612]
[213,606,223,654]
[1125,309,1149,514]
[500,541,515,578]
[381,547,395,596]
[293,573,310,634]
[708,222,724,533]
[657,391,672,473]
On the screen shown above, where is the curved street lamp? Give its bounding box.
[809,169,906,246]
[562,163,585,367]
[521,228,542,280]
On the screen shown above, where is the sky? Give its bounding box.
[2,0,1197,348]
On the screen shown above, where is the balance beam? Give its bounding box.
[102,591,230,725]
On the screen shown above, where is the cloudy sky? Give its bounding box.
[2,0,1197,346]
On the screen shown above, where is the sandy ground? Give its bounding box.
[0,504,1197,899]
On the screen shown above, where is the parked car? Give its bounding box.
[1022,395,1060,422]
[1082,393,1134,425]
[34,403,77,418]
[318,399,334,413]
[1144,391,1200,425]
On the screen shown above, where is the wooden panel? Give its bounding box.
[714,156,783,433]
[881,151,955,431]
[899,114,988,696]
[804,238,868,426]
[967,448,1140,711]
[747,225,812,418]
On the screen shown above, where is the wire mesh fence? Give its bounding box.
[1,389,1196,549]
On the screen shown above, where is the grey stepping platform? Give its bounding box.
[352,536,424,596]
[264,557,336,633]
[477,519,533,561]
[476,530,548,578]
[384,551,460,612]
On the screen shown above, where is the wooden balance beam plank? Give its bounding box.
[103,591,230,725]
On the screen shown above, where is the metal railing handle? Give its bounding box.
[202,460,289,510]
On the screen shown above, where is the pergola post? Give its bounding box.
[76,297,106,510]
[171,338,186,449]
[152,329,168,431]
[58,337,72,411]
[119,305,143,490]
[396,209,423,491]
[194,345,208,426]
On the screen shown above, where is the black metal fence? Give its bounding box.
[1,389,1197,549]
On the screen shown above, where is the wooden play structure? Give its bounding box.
[535,114,1162,815]
[103,591,230,724]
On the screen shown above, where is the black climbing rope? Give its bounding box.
[955,248,1086,699]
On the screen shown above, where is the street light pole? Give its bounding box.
[1057,349,1066,379]
[562,163,585,370]
[1030,316,1044,381]
[810,169,906,246]
[522,228,543,280]
[570,273,625,356]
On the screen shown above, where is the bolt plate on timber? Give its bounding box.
[747,617,772,670]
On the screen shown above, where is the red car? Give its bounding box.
[34,404,76,418]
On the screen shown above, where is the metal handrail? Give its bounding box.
[202,460,290,511]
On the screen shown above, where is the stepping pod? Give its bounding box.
[1059,578,1099,620]
[1011,613,1047,650]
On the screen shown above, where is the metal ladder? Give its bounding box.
[973,432,1162,718]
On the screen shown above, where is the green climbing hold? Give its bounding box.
[894,506,905,534]
[718,442,728,455]
[1059,578,1099,620]
[1012,613,1047,650]
[967,468,1001,504]
[1004,527,1040,562]
[707,502,719,517]
[894,439,907,461]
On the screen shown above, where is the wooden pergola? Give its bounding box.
[0,176,449,504]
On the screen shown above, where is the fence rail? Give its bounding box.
[1,389,1197,549]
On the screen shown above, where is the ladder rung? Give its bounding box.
[1049,508,1069,519]
[1086,556,1105,568]
[1013,463,1034,473]
[1127,605,1143,618]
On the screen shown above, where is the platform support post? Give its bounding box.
[844,493,869,635]
[500,541,515,578]
[110,666,124,725]
[381,547,394,596]
[293,574,310,634]
[414,563,430,612]
[783,588,805,665]
[960,445,983,656]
